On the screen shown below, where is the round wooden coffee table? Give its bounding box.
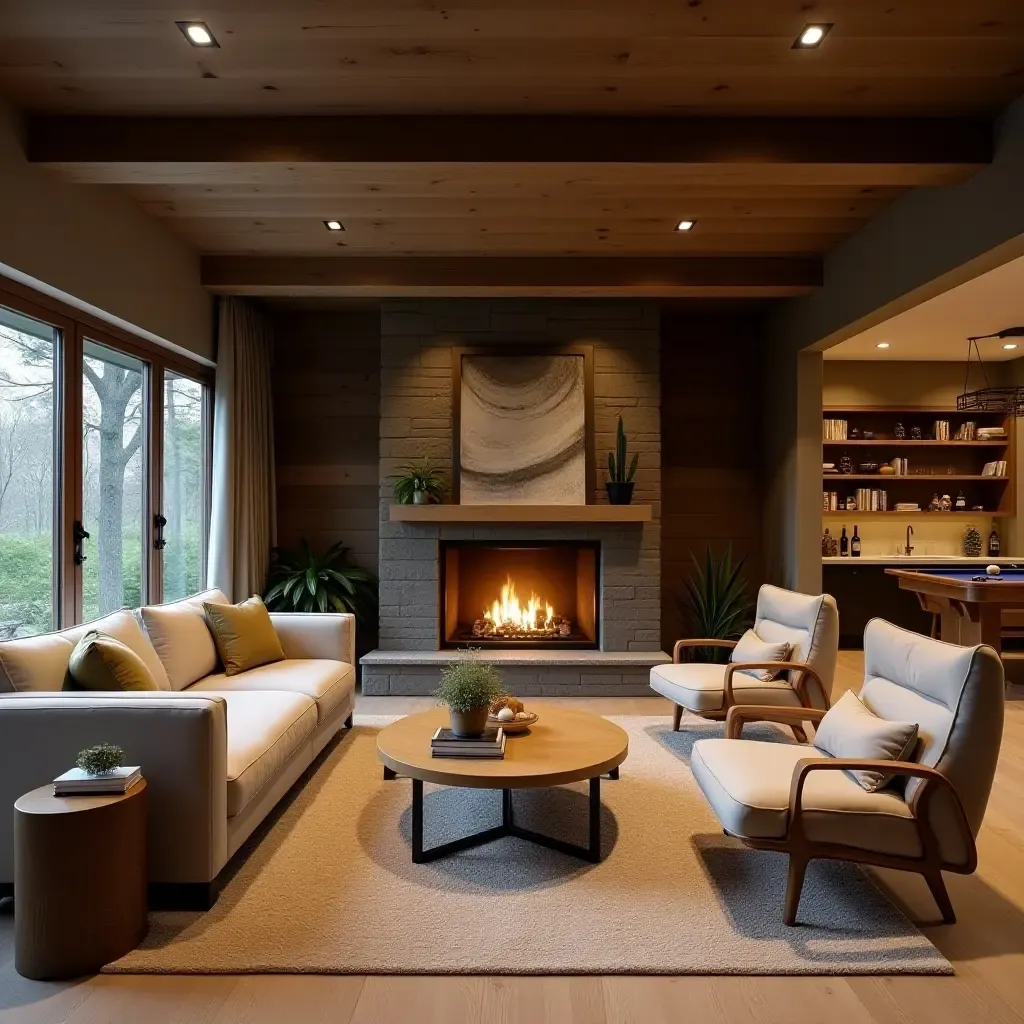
[377,707,627,864]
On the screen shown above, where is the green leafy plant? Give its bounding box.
[393,459,446,504]
[680,546,754,663]
[607,416,639,484]
[264,539,378,625]
[435,654,504,713]
[76,742,124,776]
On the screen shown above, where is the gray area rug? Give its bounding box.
[106,715,951,975]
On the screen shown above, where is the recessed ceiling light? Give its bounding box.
[324,220,345,232]
[1003,343,1019,350]
[793,23,832,48]
[176,21,219,48]
[876,342,890,349]
[675,219,696,232]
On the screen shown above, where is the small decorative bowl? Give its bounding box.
[488,711,538,734]
[857,462,880,473]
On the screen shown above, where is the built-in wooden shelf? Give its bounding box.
[822,511,1010,518]
[389,504,652,524]
[822,440,1008,447]
[824,474,1007,482]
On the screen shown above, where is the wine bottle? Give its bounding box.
[988,527,1001,557]
[840,526,849,557]
[851,526,861,557]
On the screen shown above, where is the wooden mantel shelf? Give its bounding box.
[389,504,652,524]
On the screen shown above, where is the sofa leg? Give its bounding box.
[672,705,683,732]
[345,712,354,729]
[924,869,957,924]
[783,855,808,926]
[148,881,219,911]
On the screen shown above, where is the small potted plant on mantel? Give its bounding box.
[393,458,446,505]
[606,416,639,505]
[435,656,504,738]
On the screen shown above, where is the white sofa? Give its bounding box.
[0,589,355,905]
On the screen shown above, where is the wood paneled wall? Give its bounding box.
[660,308,766,650]
[271,308,380,575]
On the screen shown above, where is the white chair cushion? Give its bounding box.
[140,589,230,691]
[650,662,802,714]
[690,738,921,858]
[194,689,318,817]
[730,629,791,681]
[189,659,355,724]
[814,690,919,792]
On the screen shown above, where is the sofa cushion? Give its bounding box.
[650,662,802,714]
[204,596,285,677]
[68,630,161,692]
[690,738,921,858]
[730,629,792,682]
[140,589,229,691]
[188,659,355,724]
[195,689,317,817]
[0,610,169,693]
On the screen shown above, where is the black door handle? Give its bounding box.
[154,514,167,551]
[73,520,90,565]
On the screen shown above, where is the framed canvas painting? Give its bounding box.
[452,346,594,505]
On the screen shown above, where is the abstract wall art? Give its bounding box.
[454,348,594,504]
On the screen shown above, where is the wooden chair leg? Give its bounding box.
[672,705,683,732]
[791,724,808,744]
[783,855,808,926]
[924,869,957,924]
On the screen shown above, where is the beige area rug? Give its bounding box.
[106,715,951,975]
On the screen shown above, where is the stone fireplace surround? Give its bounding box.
[360,299,670,696]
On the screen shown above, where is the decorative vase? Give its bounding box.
[412,490,429,505]
[606,482,635,505]
[449,706,489,738]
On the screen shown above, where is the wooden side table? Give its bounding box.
[14,780,148,979]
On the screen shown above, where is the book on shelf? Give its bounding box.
[431,726,506,759]
[822,418,848,441]
[53,766,142,796]
[982,460,1008,477]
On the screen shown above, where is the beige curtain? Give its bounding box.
[207,297,276,601]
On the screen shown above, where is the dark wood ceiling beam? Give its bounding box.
[200,255,821,298]
[27,115,991,172]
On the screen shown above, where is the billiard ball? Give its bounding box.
[987,565,1001,576]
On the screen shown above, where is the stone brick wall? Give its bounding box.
[378,299,661,653]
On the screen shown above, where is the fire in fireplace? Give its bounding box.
[440,541,599,650]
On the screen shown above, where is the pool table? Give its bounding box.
[885,566,1024,656]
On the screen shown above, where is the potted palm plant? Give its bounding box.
[606,416,639,505]
[435,656,504,737]
[393,459,446,505]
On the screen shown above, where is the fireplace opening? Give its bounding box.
[440,541,600,650]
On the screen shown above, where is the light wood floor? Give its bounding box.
[2,651,1024,1024]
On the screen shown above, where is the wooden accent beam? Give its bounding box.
[27,116,991,172]
[200,255,821,298]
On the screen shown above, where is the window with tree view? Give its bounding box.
[0,306,57,638]
[162,372,208,602]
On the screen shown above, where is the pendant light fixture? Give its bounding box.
[957,326,1024,412]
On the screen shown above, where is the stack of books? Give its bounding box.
[430,727,506,759]
[53,766,142,796]
[982,460,1008,477]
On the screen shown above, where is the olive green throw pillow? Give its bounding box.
[68,629,160,692]
[203,595,285,676]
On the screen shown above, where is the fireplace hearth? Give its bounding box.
[440,541,599,650]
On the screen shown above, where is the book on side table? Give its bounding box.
[430,727,506,759]
[53,766,142,796]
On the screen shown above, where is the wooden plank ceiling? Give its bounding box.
[2,1,1023,296]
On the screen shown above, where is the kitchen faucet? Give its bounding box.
[905,524,914,557]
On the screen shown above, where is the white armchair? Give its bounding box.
[651,584,839,740]
[690,618,1005,925]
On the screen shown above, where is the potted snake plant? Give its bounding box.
[606,416,639,505]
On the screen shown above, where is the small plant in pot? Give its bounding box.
[606,416,639,505]
[393,458,446,505]
[435,655,504,738]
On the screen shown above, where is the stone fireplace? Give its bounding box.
[440,540,599,650]
[360,299,670,695]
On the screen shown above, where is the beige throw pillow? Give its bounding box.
[203,595,285,677]
[729,629,792,681]
[141,589,229,690]
[67,629,160,692]
[813,690,919,792]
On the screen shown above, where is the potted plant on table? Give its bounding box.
[393,459,446,505]
[435,656,504,738]
[606,416,639,505]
